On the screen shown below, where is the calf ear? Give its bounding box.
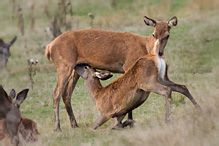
[168,16,177,27]
[8,89,16,101]
[75,65,86,78]
[94,72,113,80]
[15,89,29,108]
[144,16,156,27]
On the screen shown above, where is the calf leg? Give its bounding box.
[122,113,135,128]
[62,69,80,128]
[126,91,149,127]
[109,114,126,130]
[89,115,110,131]
[126,112,135,127]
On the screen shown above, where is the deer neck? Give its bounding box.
[144,36,156,54]
[152,40,166,81]
[84,78,102,104]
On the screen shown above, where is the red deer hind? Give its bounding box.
[46,16,178,131]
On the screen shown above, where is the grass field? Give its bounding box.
[0,0,219,145]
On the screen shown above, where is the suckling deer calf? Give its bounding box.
[75,41,201,130]
[0,36,17,69]
[0,85,38,145]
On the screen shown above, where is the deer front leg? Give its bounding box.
[160,75,202,112]
[140,83,172,123]
[89,115,110,131]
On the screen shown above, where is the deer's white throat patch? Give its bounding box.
[154,40,166,80]
[157,56,166,80]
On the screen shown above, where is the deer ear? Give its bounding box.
[0,85,8,101]
[8,89,16,101]
[94,72,113,80]
[168,16,177,27]
[0,39,5,46]
[144,16,156,27]
[15,89,29,108]
[8,36,17,47]
[75,65,86,78]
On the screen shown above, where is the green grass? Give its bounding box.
[0,0,219,145]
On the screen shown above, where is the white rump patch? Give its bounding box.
[157,57,166,80]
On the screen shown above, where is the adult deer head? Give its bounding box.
[144,16,177,56]
[0,85,29,146]
[0,36,17,69]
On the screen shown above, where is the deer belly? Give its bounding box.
[116,89,150,116]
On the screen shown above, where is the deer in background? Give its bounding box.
[75,40,201,130]
[46,16,178,131]
[0,36,17,69]
[0,85,29,146]
[0,118,39,144]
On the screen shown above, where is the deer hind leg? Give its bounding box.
[125,111,135,128]
[89,115,110,131]
[53,66,73,132]
[126,91,149,128]
[109,114,126,130]
[160,75,201,112]
[62,69,80,128]
[140,83,172,123]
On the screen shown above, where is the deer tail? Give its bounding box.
[45,44,51,61]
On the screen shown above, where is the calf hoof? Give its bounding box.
[111,126,124,130]
[89,127,96,132]
[122,119,135,128]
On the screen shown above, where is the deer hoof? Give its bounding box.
[122,119,135,128]
[88,127,96,132]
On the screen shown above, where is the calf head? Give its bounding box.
[75,64,113,81]
[0,85,29,146]
[0,36,17,68]
[144,16,177,56]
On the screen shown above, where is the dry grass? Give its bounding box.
[0,0,219,145]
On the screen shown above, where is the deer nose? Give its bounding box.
[159,51,163,56]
